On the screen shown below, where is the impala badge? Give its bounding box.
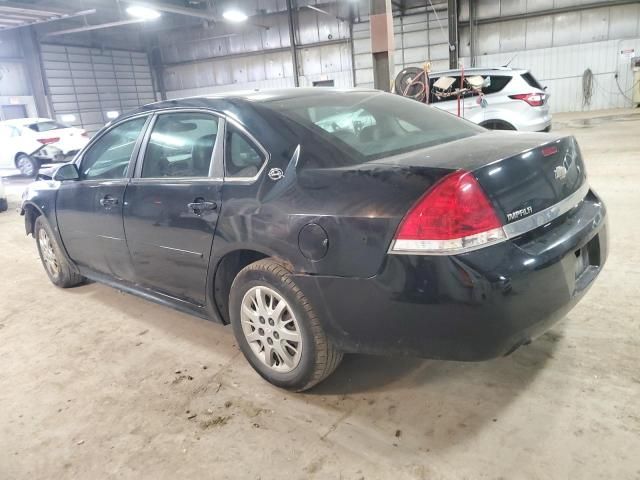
[554,165,568,181]
[507,206,533,222]
[268,168,284,181]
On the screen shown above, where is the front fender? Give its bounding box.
[20,181,80,274]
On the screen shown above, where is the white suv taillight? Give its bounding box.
[509,93,545,107]
[389,170,507,255]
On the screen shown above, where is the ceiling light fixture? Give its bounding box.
[222,9,248,22]
[126,5,161,20]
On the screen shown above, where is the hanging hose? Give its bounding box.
[582,68,593,107]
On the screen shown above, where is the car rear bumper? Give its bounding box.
[293,189,607,360]
[512,109,552,132]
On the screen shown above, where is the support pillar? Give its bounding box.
[369,0,394,91]
[447,0,458,69]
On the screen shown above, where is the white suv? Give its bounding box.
[398,67,551,132]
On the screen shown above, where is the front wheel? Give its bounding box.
[229,259,343,391]
[34,216,84,288]
[16,153,40,177]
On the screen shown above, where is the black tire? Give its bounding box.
[16,153,40,177]
[229,258,343,391]
[34,216,84,288]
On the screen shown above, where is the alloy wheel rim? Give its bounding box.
[38,228,59,277]
[240,286,302,373]
[18,156,33,176]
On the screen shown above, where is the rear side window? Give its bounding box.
[482,75,512,94]
[225,125,266,179]
[521,72,544,90]
[428,74,511,102]
[28,121,67,132]
[80,117,147,180]
[267,92,483,165]
[141,113,218,178]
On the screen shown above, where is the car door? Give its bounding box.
[122,111,224,306]
[56,115,150,279]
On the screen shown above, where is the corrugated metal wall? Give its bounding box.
[0,31,38,118]
[41,44,155,133]
[353,9,450,89]
[458,0,640,112]
[162,1,353,99]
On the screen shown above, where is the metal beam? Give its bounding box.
[160,38,350,67]
[19,27,52,117]
[43,19,147,37]
[468,0,477,67]
[447,0,458,69]
[458,0,640,26]
[286,0,300,87]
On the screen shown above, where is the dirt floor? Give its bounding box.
[1,110,639,480]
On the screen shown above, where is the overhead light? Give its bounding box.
[60,114,76,123]
[126,5,161,20]
[106,111,119,119]
[222,9,248,22]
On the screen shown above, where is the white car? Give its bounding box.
[0,118,90,176]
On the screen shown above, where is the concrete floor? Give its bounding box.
[1,110,639,480]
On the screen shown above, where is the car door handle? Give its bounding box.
[99,195,119,207]
[188,200,217,214]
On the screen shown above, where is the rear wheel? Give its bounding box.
[34,216,84,288]
[229,259,343,391]
[16,153,40,177]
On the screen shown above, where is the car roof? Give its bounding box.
[207,87,379,101]
[430,67,528,77]
[145,87,380,108]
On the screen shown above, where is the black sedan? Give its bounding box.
[21,89,608,391]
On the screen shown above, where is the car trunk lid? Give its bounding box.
[371,131,587,225]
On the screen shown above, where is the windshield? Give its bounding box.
[265,91,483,165]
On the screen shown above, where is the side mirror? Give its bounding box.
[53,163,80,181]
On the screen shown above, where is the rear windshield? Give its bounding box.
[521,72,544,90]
[265,92,483,164]
[28,121,67,132]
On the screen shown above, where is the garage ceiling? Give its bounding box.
[0,1,96,31]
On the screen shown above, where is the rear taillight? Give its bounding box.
[37,137,60,145]
[390,170,506,254]
[509,93,544,107]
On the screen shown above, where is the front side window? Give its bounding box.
[141,113,218,178]
[225,125,265,178]
[80,117,147,180]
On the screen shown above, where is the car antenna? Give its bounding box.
[502,54,517,68]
